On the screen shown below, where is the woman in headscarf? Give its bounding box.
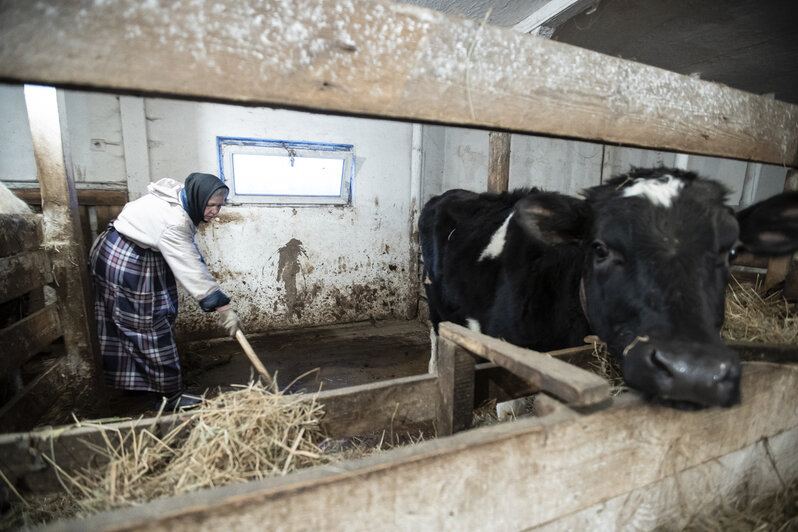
[90,172,241,409]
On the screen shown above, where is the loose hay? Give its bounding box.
[2,381,331,527]
[722,278,798,345]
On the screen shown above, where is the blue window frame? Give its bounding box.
[217,137,354,205]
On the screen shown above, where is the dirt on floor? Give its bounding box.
[31,319,432,427]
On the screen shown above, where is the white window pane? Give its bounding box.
[232,153,344,196]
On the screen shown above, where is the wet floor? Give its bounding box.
[182,319,432,396]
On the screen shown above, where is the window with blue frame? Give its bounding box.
[217,137,354,205]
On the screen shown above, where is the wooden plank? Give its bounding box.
[730,341,798,364]
[439,322,610,407]
[12,188,128,206]
[435,337,476,436]
[0,214,43,258]
[317,374,438,438]
[0,375,439,495]
[0,250,52,305]
[41,362,798,531]
[0,410,190,496]
[1,1,796,166]
[487,131,511,193]
[0,358,66,435]
[534,425,798,531]
[25,85,99,379]
[0,303,62,374]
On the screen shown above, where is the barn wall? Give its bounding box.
[421,125,787,203]
[140,98,418,337]
[0,84,37,181]
[0,83,418,338]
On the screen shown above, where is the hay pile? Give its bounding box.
[3,381,330,527]
[722,279,798,344]
[683,480,798,532]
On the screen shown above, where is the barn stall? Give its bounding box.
[0,0,797,530]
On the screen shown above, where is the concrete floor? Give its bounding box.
[183,319,432,395]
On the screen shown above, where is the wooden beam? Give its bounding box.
[439,322,610,406]
[0,214,43,258]
[0,303,62,374]
[24,85,98,380]
[0,250,52,305]
[0,358,67,434]
[41,362,798,531]
[1,1,796,166]
[487,131,511,193]
[11,188,128,207]
[316,374,438,438]
[435,337,476,435]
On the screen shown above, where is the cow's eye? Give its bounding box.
[728,247,739,262]
[592,241,610,261]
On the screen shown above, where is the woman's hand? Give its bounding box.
[216,307,241,337]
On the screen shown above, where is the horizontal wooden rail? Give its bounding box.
[0,250,52,305]
[1,0,796,166]
[10,188,128,207]
[439,322,610,407]
[317,374,438,438]
[0,303,62,374]
[0,214,43,258]
[39,362,798,531]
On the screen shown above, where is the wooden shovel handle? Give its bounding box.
[235,328,275,388]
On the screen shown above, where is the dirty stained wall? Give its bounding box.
[1,84,417,339]
[145,98,417,339]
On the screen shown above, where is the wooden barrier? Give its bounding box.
[0,213,64,431]
[22,361,797,531]
[1,0,796,167]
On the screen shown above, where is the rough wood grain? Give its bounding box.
[0,0,796,166]
[0,214,43,258]
[39,362,798,531]
[435,337,475,435]
[0,303,62,373]
[26,85,98,379]
[317,374,438,438]
[439,322,610,406]
[487,131,511,192]
[0,250,52,305]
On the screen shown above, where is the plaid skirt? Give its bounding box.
[89,226,181,393]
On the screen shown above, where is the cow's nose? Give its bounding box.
[624,341,741,408]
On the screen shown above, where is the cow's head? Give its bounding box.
[513,167,798,408]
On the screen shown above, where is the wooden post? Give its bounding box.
[24,85,98,382]
[487,131,511,193]
[435,336,475,436]
[765,169,798,296]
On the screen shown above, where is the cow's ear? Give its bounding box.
[737,191,798,256]
[513,192,590,245]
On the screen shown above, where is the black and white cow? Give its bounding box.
[419,167,798,408]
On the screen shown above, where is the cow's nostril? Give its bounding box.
[714,362,729,382]
[650,349,675,379]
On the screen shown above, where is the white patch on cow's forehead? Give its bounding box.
[466,318,481,333]
[622,175,685,208]
[478,212,514,261]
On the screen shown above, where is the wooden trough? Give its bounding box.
[1,0,798,529]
